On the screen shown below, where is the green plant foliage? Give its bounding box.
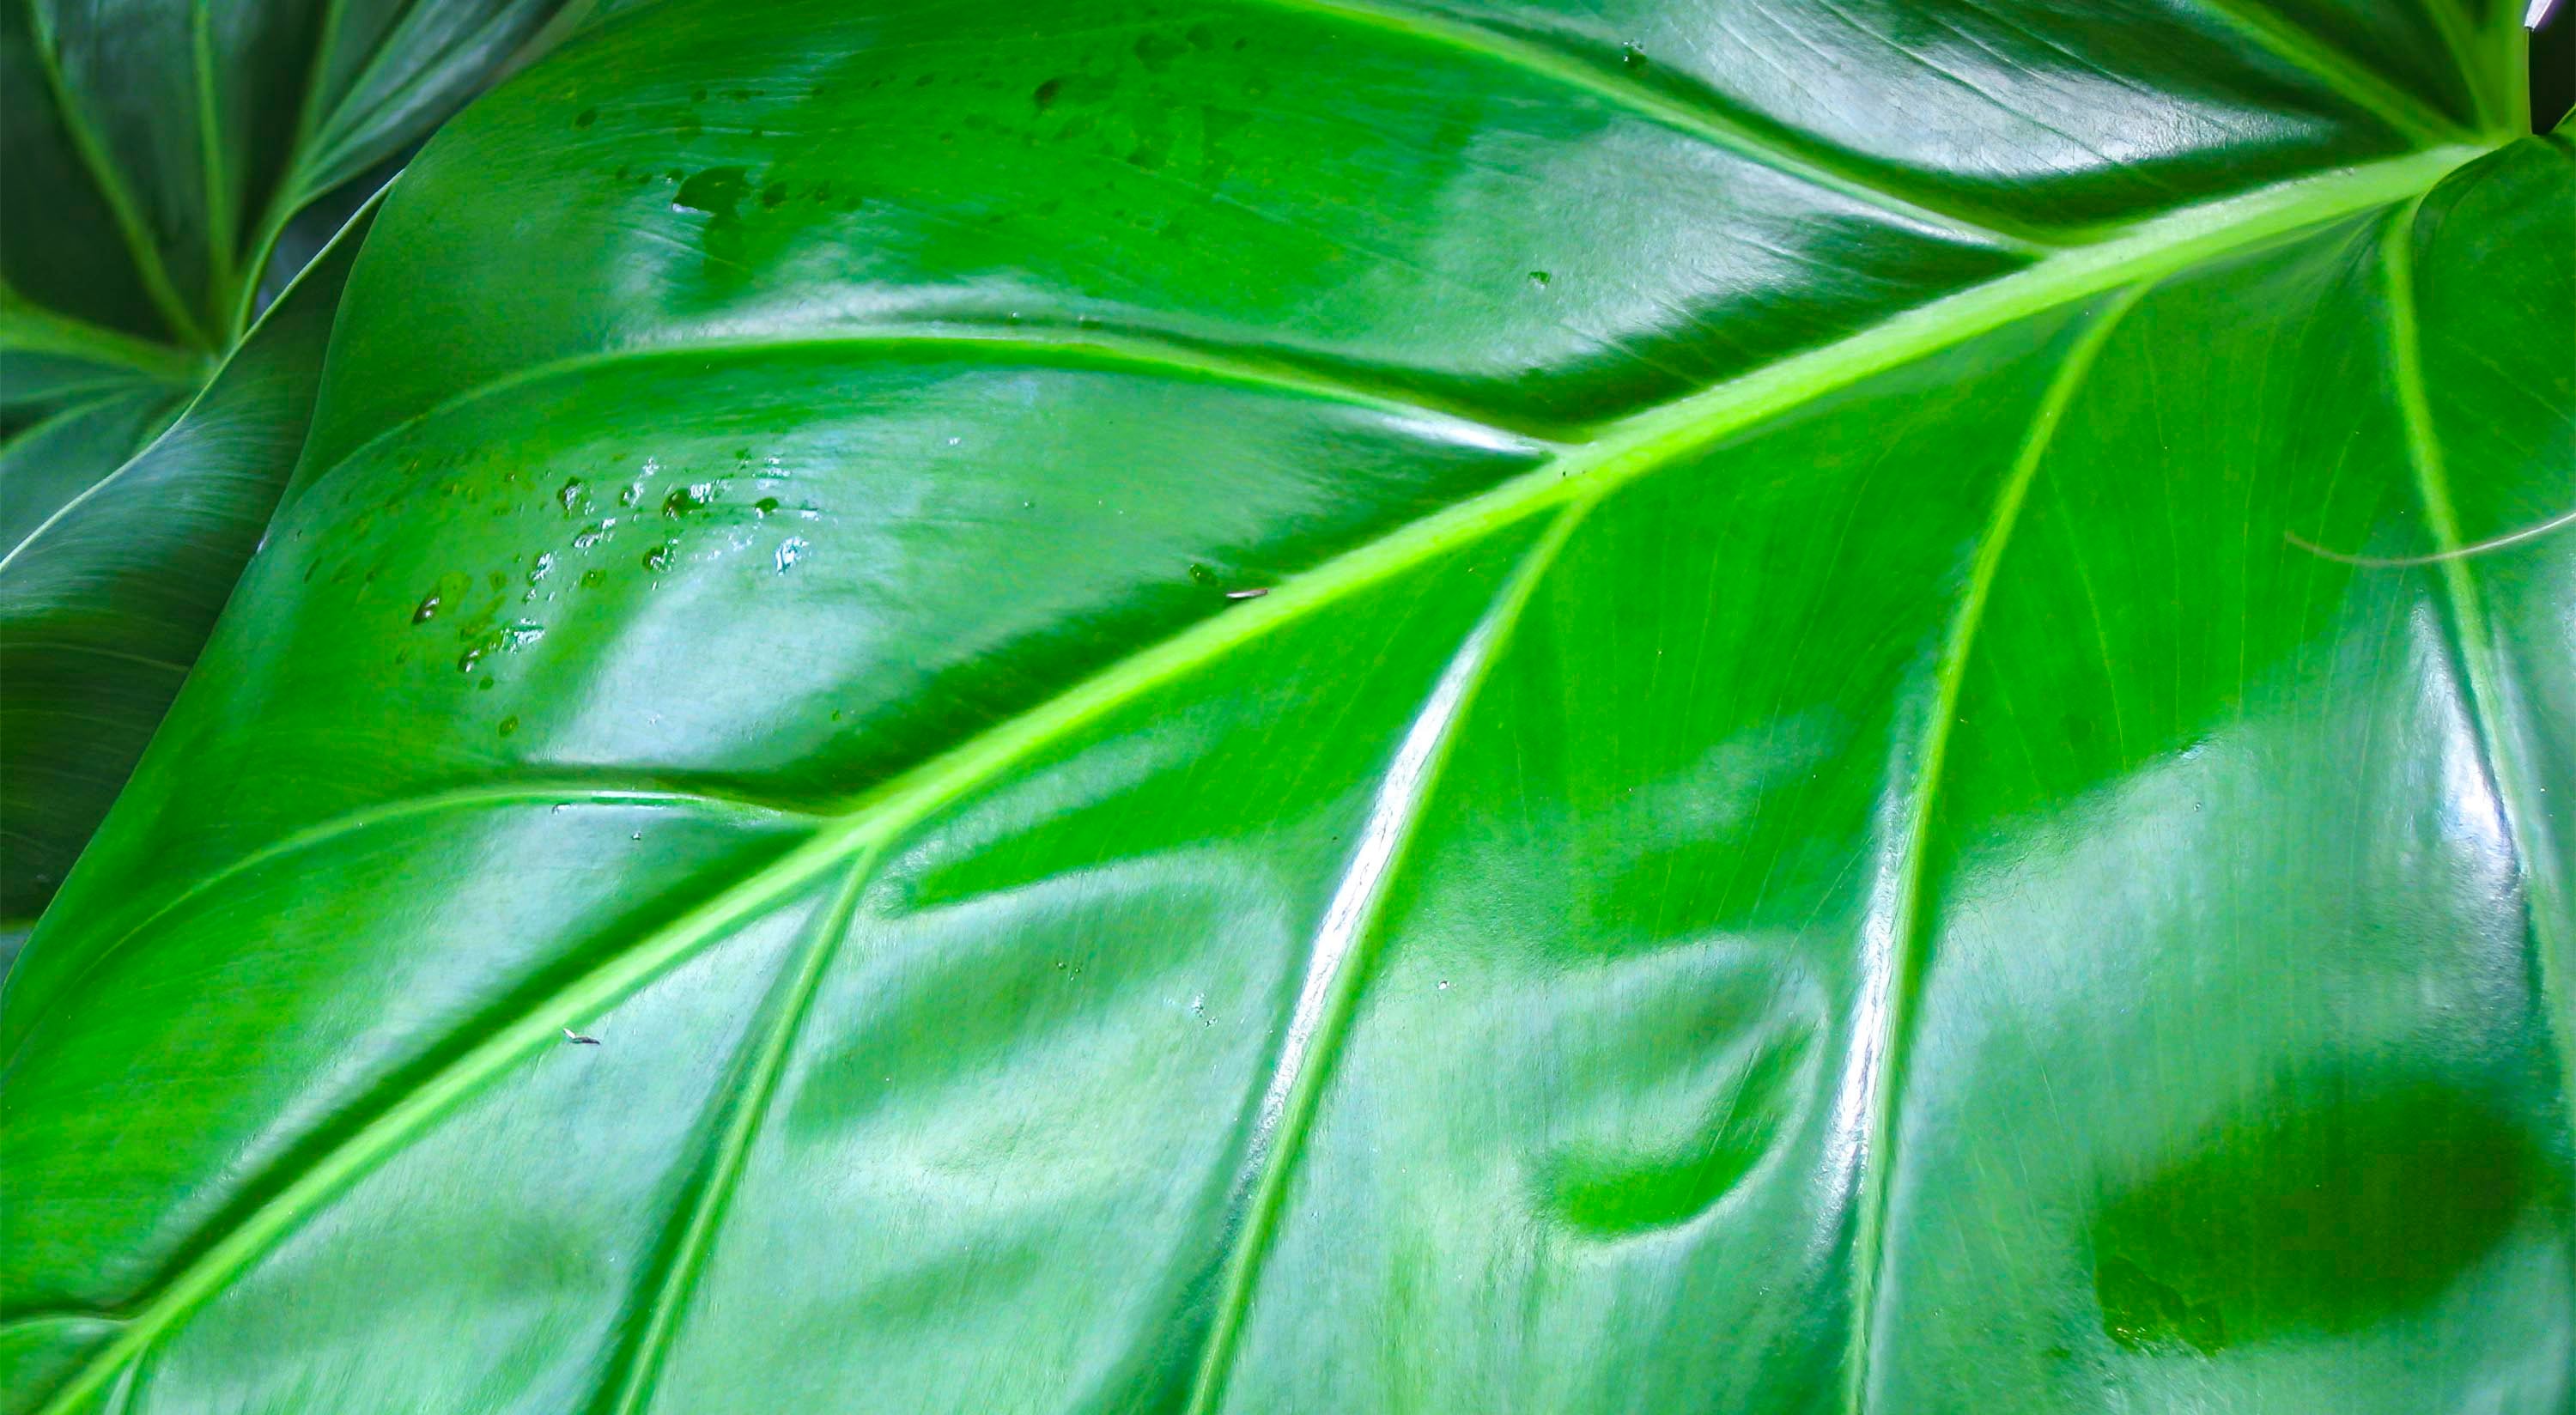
[3,1,2569,1411]
[0,0,574,932]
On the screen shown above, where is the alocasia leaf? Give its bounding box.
[0,0,575,933]
[3,1,2569,1411]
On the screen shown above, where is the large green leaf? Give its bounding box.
[4,1,2569,1411]
[0,0,575,926]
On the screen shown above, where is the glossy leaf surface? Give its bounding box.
[0,0,572,924]
[4,1,2571,1412]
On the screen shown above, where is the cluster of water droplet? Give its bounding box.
[395,446,824,735]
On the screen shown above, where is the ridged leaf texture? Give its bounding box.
[3,1,2568,1411]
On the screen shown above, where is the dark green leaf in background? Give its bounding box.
[3,1,2569,1412]
[0,214,367,977]
[0,0,574,932]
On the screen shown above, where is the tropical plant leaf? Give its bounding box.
[0,0,575,927]
[3,2,2569,1412]
[0,211,369,977]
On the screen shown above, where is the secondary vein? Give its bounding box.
[0,782,817,1077]
[296,321,1551,508]
[1181,495,1588,1414]
[596,847,879,1415]
[2193,0,2477,145]
[1835,284,2146,1414]
[1242,0,2056,250]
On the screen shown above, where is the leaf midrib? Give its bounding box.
[22,137,2491,1415]
[21,0,496,355]
[0,299,208,384]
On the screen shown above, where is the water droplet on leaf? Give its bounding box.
[670,167,752,216]
[412,570,471,625]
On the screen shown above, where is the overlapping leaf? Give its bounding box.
[3,2,2567,1411]
[0,0,574,931]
